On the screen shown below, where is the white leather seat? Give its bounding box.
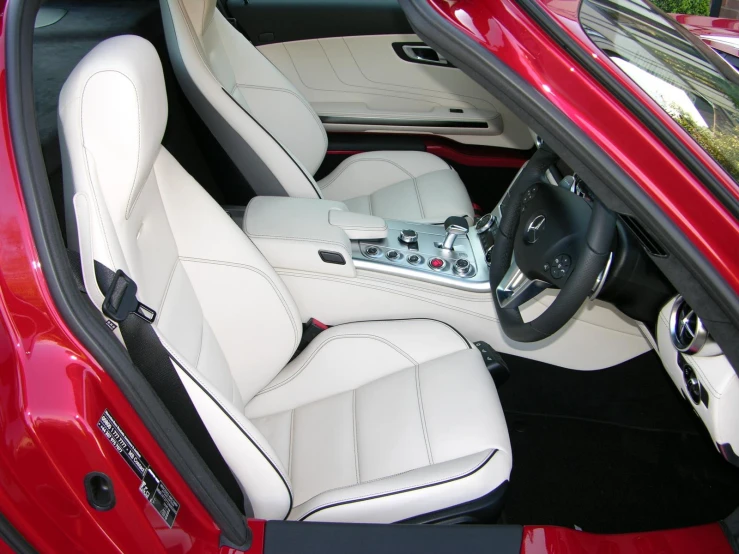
[59,36,511,523]
[158,0,474,223]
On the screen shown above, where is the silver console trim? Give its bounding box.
[351,219,491,293]
[354,259,491,292]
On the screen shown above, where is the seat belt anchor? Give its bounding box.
[102,269,157,324]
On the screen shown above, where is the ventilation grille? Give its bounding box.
[669,296,708,354]
[619,215,668,257]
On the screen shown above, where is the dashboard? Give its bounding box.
[479,153,739,468]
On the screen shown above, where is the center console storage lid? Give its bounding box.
[328,209,387,240]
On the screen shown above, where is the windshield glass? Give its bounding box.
[579,0,739,182]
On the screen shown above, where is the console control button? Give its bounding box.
[398,229,419,244]
[453,258,473,276]
[407,254,424,265]
[386,250,402,261]
[364,245,382,258]
[428,257,447,271]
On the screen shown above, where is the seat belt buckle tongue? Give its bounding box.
[102,270,157,324]
[302,318,328,342]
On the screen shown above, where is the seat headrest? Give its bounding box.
[180,0,219,35]
[59,35,168,218]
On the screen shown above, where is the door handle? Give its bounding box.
[400,44,451,66]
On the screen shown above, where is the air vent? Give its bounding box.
[669,296,709,354]
[619,215,668,257]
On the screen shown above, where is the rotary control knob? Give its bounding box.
[475,213,496,234]
[453,258,473,276]
[398,229,419,244]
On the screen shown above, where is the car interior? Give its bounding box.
[31,0,739,534]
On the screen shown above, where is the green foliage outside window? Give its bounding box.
[672,109,739,181]
[650,0,710,15]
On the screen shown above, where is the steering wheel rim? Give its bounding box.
[489,148,616,343]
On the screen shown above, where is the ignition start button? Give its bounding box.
[428,257,446,271]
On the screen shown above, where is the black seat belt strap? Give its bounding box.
[67,249,253,518]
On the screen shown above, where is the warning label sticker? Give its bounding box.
[98,409,180,528]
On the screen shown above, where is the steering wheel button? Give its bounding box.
[551,268,565,279]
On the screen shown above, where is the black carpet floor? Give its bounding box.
[498,352,739,533]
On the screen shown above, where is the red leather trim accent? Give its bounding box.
[424,138,529,168]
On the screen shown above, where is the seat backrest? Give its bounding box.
[59,35,301,519]
[159,0,327,199]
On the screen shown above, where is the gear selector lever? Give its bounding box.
[440,216,469,250]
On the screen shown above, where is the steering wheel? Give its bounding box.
[488,147,616,342]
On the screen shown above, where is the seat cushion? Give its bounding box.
[244,319,512,523]
[317,151,474,224]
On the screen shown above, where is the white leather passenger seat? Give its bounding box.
[59,35,511,523]
[159,0,474,223]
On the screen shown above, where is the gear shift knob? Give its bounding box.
[441,216,469,250]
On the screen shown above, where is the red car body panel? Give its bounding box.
[0,0,736,552]
[521,525,733,554]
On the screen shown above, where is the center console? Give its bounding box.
[243,196,497,293]
[352,216,494,292]
[242,195,650,371]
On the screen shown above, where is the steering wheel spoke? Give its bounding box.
[495,256,551,309]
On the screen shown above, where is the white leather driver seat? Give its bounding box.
[59,36,511,522]
[158,0,475,224]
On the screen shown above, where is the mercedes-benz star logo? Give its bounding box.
[524,214,546,244]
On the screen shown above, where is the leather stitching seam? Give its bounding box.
[256,333,417,395]
[416,366,434,465]
[157,331,294,499]
[294,449,497,519]
[179,257,300,352]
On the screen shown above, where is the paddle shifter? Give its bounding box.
[440,216,469,251]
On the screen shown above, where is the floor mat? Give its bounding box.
[499,352,739,533]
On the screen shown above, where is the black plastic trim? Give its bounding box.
[298,450,497,521]
[516,0,739,222]
[0,513,37,554]
[399,0,739,375]
[264,520,523,554]
[318,250,346,265]
[392,41,456,67]
[327,133,426,152]
[4,0,249,545]
[319,115,488,129]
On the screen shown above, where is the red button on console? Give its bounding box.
[430,258,444,269]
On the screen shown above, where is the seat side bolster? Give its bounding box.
[290,449,511,523]
[177,364,293,520]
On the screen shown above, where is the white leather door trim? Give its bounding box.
[258,34,534,149]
